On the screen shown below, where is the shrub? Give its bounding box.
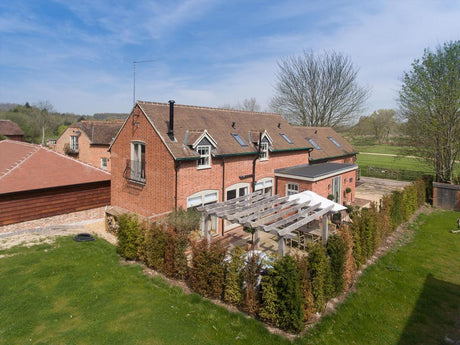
[140,223,167,272]
[188,239,226,299]
[338,225,355,291]
[326,234,347,297]
[165,207,201,233]
[294,255,316,321]
[242,252,262,316]
[223,246,245,306]
[117,214,142,260]
[390,190,404,229]
[259,268,279,326]
[307,243,331,312]
[164,227,189,280]
[272,256,304,333]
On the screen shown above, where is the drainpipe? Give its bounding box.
[221,156,226,236]
[174,160,182,209]
[251,132,262,192]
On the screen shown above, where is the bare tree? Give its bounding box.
[220,97,261,112]
[270,50,369,127]
[399,41,460,183]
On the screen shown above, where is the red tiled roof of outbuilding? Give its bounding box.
[0,140,110,194]
[0,119,24,136]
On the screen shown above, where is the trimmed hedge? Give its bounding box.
[114,179,427,334]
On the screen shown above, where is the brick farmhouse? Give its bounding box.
[108,101,358,236]
[56,120,123,171]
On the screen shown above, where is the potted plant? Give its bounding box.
[243,226,256,250]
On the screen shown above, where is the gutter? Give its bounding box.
[309,152,358,163]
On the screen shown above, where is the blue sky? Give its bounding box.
[1,1,459,116]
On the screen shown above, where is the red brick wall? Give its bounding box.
[176,150,309,209]
[56,128,111,171]
[276,169,357,204]
[110,106,176,217]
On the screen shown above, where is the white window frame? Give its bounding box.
[255,178,274,196]
[100,157,108,170]
[131,141,146,182]
[286,182,300,196]
[196,145,211,169]
[225,183,250,230]
[259,141,269,161]
[187,190,219,235]
[70,135,78,151]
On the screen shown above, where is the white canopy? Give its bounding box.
[288,190,347,212]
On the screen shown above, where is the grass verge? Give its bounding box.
[296,210,460,344]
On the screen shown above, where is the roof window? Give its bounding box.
[307,138,321,150]
[232,133,248,147]
[328,136,342,148]
[280,133,293,144]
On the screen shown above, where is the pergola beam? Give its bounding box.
[261,202,321,233]
[248,200,311,228]
[277,205,334,237]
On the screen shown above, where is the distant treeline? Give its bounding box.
[0,102,128,144]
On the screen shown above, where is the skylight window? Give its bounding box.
[328,137,342,148]
[280,133,293,144]
[232,133,248,147]
[307,138,321,150]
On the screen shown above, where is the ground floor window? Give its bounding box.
[187,190,219,235]
[225,183,250,230]
[286,182,299,196]
[255,178,273,195]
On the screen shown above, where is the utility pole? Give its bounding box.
[133,59,156,107]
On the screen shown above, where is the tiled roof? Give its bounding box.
[133,101,312,159]
[275,162,358,181]
[0,140,110,194]
[70,121,123,145]
[0,119,24,136]
[292,126,357,162]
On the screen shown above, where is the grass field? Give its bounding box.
[1,211,459,344]
[354,144,413,156]
[356,154,434,173]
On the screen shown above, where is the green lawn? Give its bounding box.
[0,238,288,345]
[296,211,460,345]
[1,211,459,344]
[357,153,434,173]
[354,144,413,156]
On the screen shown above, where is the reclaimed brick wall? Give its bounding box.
[276,169,357,204]
[110,106,176,218]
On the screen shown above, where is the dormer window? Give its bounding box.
[259,141,269,161]
[197,145,211,169]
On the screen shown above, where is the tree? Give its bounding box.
[270,50,369,127]
[220,97,261,112]
[399,41,460,183]
[369,109,396,143]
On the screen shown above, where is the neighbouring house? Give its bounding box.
[0,140,111,226]
[55,120,123,171]
[0,119,24,141]
[108,100,358,236]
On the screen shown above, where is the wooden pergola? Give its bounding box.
[197,191,341,256]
